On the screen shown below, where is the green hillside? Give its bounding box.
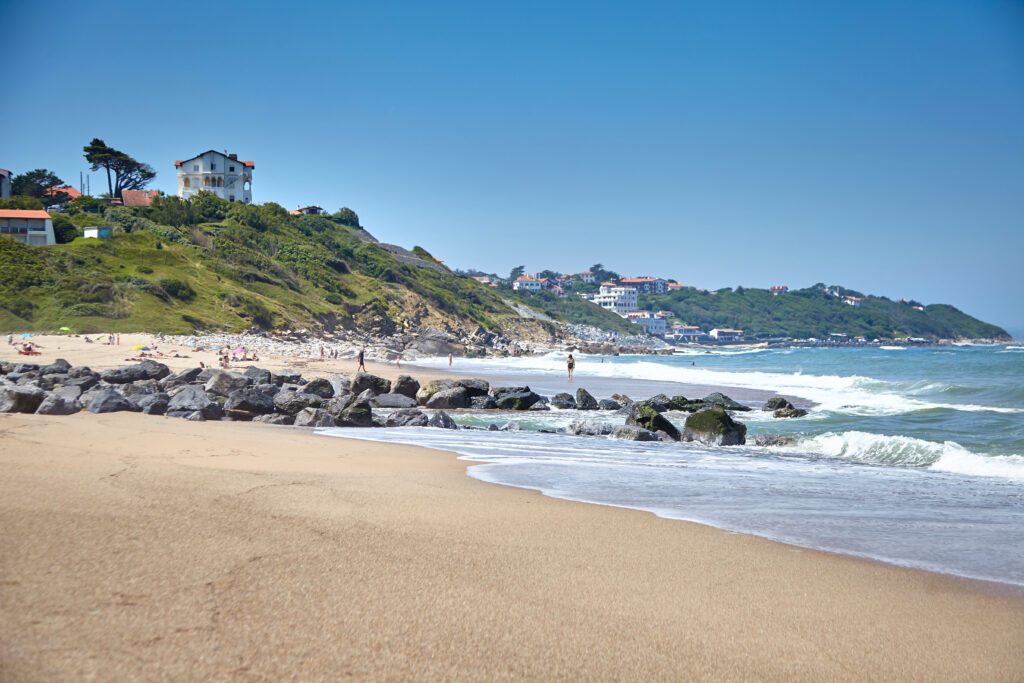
[640,285,1010,341]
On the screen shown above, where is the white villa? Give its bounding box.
[513,275,545,292]
[590,282,638,316]
[626,310,668,336]
[175,150,254,203]
[709,328,744,341]
[0,209,56,246]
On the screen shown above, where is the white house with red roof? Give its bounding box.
[619,276,668,294]
[513,275,545,292]
[175,150,254,203]
[0,209,55,246]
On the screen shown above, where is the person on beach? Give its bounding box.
[448,352,453,367]
[395,351,402,369]
[567,353,576,382]
[357,349,366,372]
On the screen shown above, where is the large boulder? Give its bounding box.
[682,406,747,446]
[273,369,303,386]
[425,387,468,410]
[351,372,391,396]
[167,367,204,384]
[575,388,599,411]
[36,373,70,391]
[453,378,490,398]
[324,393,355,418]
[294,408,338,428]
[427,410,458,430]
[598,398,622,411]
[329,374,353,396]
[35,393,82,416]
[336,400,374,428]
[626,402,681,441]
[611,393,633,406]
[272,391,323,416]
[764,397,793,411]
[40,359,72,376]
[252,414,295,425]
[137,393,169,416]
[550,393,577,409]
[54,385,82,401]
[371,393,417,409]
[492,387,542,411]
[101,360,170,384]
[468,395,497,410]
[87,388,135,414]
[416,379,455,405]
[12,363,39,374]
[384,408,429,427]
[243,366,274,385]
[204,371,249,397]
[120,379,161,398]
[702,392,751,412]
[67,365,95,379]
[645,394,672,413]
[391,375,420,399]
[303,378,335,399]
[667,395,705,413]
[224,388,277,419]
[0,386,46,413]
[167,385,223,420]
[567,419,614,436]
[773,406,808,419]
[612,426,659,441]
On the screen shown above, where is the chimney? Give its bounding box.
[228,153,238,160]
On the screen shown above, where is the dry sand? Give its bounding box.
[1,412,1022,681]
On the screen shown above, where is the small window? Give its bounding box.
[229,195,235,202]
[229,166,235,172]
[211,162,216,170]
[183,177,190,188]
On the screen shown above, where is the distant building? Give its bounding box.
[709,328,743,341]
[770,285,788,295]
[619,277,668,294]
[912,305,924,312]
[670,325,707,342]
[84,226,113,239]
[828,333,849,343]
[667,281,684,291]
[0,169,11,199]
[175,150,254,203]
[513,275,544,292]
[590,283,638,316]
[844,296,864,307]
[626,310,668,336]
[472,275,498,287]
[0,209,55,246]
[45,185,82,201]
[121,189,160,207]
[290,205,325,216]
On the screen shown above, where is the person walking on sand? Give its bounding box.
[357,349,366,373]
[567,353,576,382]
[448,352,453,367]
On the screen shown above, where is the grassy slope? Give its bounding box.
[510,290,639,335]
[640,287,1009,340]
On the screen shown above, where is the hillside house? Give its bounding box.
[84,226,113,239]
[669,325,707,343]
[513,275,545,292]
[844,296,864,307]
[290,205,325,216]
[619,277,668,294]
[626,310,668,336]
[770,285,789,295]
[590,283,639,316]
[709,328,744,341]
[121,189,159,207]
[667,281,684,291]
[0,209,55,246]
[176,150,254,203]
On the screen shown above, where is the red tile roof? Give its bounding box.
[121,189,159,207]
[0,209,51,219]
[44,185,82,199]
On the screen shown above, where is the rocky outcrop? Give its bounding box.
[303,377,335,399]
[167,386,223,420]
[0,386,46,413]
[764,397,792,411]
[492,387,542,411]
[391,375,420,399]
[598,398,622,411]
[101,360,170,384]
[370,393,417,409]
[644,394,672,413]
[416,379,454,405]
[35,393,81,416]
[425,387,468,409]
[469,395,497,410]
[87,388,135,414]
[625,402,681,441]
[243,366,273,385]
[137,393,169,416]
[550,393,577,409]
[428,410,458,430]
[667,396,706,413]
[273,391,323,416]
[204,371,249,397]
[453,378,490,398]
[773,406,808,418]
[681,407,747,446]
[224,388,277,419]
[702,392,751,412]
[294,408,338,428]
[40,359,72,376]
[611,393,633,406]
[575,388,599,411]
[335,400,374,427]
[351,372,391,396]
[384,408,429,427]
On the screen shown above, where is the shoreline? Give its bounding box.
[1,412,1022,679]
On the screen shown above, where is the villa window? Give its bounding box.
[183,177,191,188]
[211,162,216,170]
[193,165,198,172]
[229,195,235,202]
[229,166,235,172]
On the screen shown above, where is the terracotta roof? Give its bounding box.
[620,277,665,283]
[0,209,51,219]
[121,189,159,207]
[45,185,82,199]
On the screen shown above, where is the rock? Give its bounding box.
[370,393,417,409]
[294,408,338,428]
[773,407,808,418]
[336,401,374,427]
[528,401,550,411]
[653,430,676,442]
[120,379,161,398]
[224,388,277,417]
[204,371,249,397]
[87,388,135,414]
[384,408,430,427]
[575,388,599,411]
[272,391,324,416]
[243,366,274,385]
[0,386,46,413]
[453,378,490,398]
[13,363,39,374]
[667,396,705,413]
[35,393,81,416]
[611,393,633,406]
[567,420,614,436]
[196,368,220,384]
[550,393,577,409]
[702,392,751,412]
[252,414,295,425]
[137,393,169,416]
[324,393,355,417]
[167,367,204,384]
[626,402,681,441]
[416,379,455,405]
[167,385,223,420]
[36,373,70,391]
[755,434,797,447]
[273,369,303,386]
[391,375,420,399]
[40,359,72,375]
[15,373,39,386]
[68,365,95,379]
[303,377,335,399]
[427,410,458,430]
[764,397,793,411]
[492,387,542,411]
[185,411,206,422]
[487,423,500,431]
[598,398,622,411]
[351,372,391,396]
[101,360,171,384]
[425,386,469,409]
[612,426,659,441]
[54,385,82,401]
[682,407,747,446]
[645,394,672,412]
[468,395,497,410]
[329,374,353,396]
[63,375,99,392]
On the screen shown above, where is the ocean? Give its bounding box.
[323,344,1024,586]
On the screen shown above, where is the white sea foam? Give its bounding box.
[879,345,907,351]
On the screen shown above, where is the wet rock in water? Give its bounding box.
[550,393,577,409]
[416,379,455,405]
[682,406,747,446]
[391,375,420,399]
[453,378,490,398]
[425,386,469,410]
[273,391,324,416]
[528,401,550,411]
[567,419,614,436]
[167,385,223,420]
[204,371,249,397]
[575,388,599,411]
[611,393,633,406]
[252,413,295,425]
[87,388,135,414]
[428,410,458,430]
[598,398,622,411]
[492,387,542,411]
[626,402,681,441]
[702,392,751,412]
[371,393,417,409]
[351,372,391,396]
[303,377,335,399]
[40,359,72,376]
[764,397,793,411]
[667,396,706,413]
[612,425,659,441]
[101,360,171,384]
[754,434,797,447]
[468,395,497,410]
[336,400,374,427]
[773,406,808,419]
[487,423,500,431]
[645,394,672,413]
[137,393,169,416]
[35,393,82,416]
[243,366,273,385]
[294,407,338,428]
[384,408,429,427]
[224,388,277,418]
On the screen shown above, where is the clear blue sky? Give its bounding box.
[3,0,1023,335]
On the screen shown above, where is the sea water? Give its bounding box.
[323,344,1024,586]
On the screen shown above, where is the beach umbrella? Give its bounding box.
[133,344,146,349]
[234,346,246,354]
[59,326,72,333]
[20,332,32,338]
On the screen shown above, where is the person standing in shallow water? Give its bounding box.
[448,352,453,367]
[567,353,576,382]
[357,349,366,373]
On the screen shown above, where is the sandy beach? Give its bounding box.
[1,411,1022,681]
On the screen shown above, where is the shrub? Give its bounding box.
[158,278,196,301]
[325,292,344,305]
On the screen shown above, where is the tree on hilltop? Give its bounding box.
[83,138,155,199]
[11,169,66,206]
[509,265,525,282]
[333,207,360,227]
